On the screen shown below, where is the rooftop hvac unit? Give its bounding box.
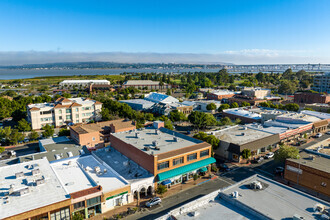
[67,151,73,157]
[94,166,101,173]
[32,169,40,176]
[36,179,45,186]
[250,181,262,190]
[135,132,140,138]
[155,129,161,135]
[15,172,24,179]
[241,133,245,136]
[293,214,305,220]
[173,137,178,142]
[103,169,107,173]
[9,184,15,194]
[68,161,72,165]
[152,140,158,146]
[18,187,30,196]
[154,146,160,150]
[144,146,150,151]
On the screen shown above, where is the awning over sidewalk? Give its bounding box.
[157,157,216,181]
[199,167,207,172]
[161,179,172,185]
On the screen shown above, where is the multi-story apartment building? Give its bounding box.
[312,72,330,93]
[27,97,102,130]
[59,80,110,88]
[122,80,171,90]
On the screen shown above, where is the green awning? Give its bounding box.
[157,157,216,181]
[199,167,207,172]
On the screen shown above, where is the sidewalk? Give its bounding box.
[90,175,216,220]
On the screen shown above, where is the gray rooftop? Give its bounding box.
[210,125,273,145]
[221,175,330,219]
[93,147,153,183]
[111,127,203,155]
[19,140,87,163]
[287,151,330,173]
[0,158,68,219]
[120,99,155,105]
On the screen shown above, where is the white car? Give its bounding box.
[315,133,322,138]
[264,152,274,159]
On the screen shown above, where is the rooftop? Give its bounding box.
[210,125,273,145]
[247,107,285,115]
[300,110,330,120]
[0,158,68,219]
[93,147,153,184]
[123,80,164,86]
[263,119,308,129]
[111,127,203,155]
[144,92,179,103]
[210,90,238,96]
[276,112,321,124]
[28,97,101,110]
[305,138,330,156]
[221,175,330,219]
[120,99,155,105]
[70,119,135,135]
[19,138,86,163]
[51,156,96,194]
[246,123,289,135]
[223,108,262,120]
[287,150,330,173]
[61,80,110,84]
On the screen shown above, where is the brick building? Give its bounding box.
[109,122,215,187]
[70,119,136,149]
[284,151,330,198]
[207,90,236,101]
[294,92,330,104]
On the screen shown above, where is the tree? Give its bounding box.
[0,146,5,153]
[29,131,39,140]
[164,120,173,130]
[206,103,217,111]
[218,104,230,112]
[71,212,84,220]
[193,132,219,149]
[156,185,167,195]
[278,80,297,94]
[241,101,250,107]
[16,119,31,132]
[220,117,232,125]
[188,111,216,130]
[59,128,70,136]
[274,144,299,163]
[241,149,251,159]
[230,102,239,108]
[169,110,187,122]
[63,93,72,98]
[42,124,54,138]
[9,129,24,144]
[284,103,300,112]
[166,89,172,95]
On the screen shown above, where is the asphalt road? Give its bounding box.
[126,167,256,220]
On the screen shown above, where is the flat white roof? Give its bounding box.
[0,158,68,219]
[276,113,321,123]
[123,80,163,85]
[223,108,261,120]
[61,80,110,83]
[222,175,330,219]
[300,110,330,120]
[75,155,128,192]
[211,90,237,96]
[51,156,96,194]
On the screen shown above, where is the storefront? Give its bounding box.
[157,157,216,186]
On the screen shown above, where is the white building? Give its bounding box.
[312,72,330,93]
[27,97,102,130]
[59,80,110,88]
[241,87,271,99]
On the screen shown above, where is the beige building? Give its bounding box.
[27,97,102,130]
[241,87,271,99]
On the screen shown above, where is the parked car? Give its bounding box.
[274,167,284,175]
[326,131,330,135]
[145,197,161,208]
[219,163,231,172]
[254,157,264,163]
[23,138,29,143]
[315,133,322,138]
[264,152,274,159]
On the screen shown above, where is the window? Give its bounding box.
[76,114,79,118]
[84,106,92,111]
[59,110,62,114]
[74,201,85,210]
[50,207,70,220]
[59,116,62,120]
[200,149,209,158]
[66,109,71,114]
[76,108,79,112]
[76,120,79,123]
[87,196,101,207]
[66,115,71,120]
[187,153,197,161]
[173,157,184,166]
[157,161,169,170]
[92,137,95,141]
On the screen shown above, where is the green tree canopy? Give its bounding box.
[278,80,297,94]
[16,119,32,132]
[241,149,251,159]
[218,104,230,112]
[42,124,54,138]
[274,144,299,163]
[206,103,217,111]
[29,131,39,140]
[220,117,232,125]
[169,110,187,122]
[230,102,239,108]
[188,111,216,130]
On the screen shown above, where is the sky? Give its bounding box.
[0,0,329,65]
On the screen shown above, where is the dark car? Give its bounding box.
[254,157,264,163]
[274,167,284,175]
[219,163,231,172]
[145,197,161,208]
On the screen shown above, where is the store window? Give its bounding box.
[173,157,184,166]
[50,207,70,220]
[200,149,209,158]
[87,196,101,207]
[187,153,197,161]
[74,201,85,210]
[157,161,169,170]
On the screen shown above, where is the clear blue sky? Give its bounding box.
[0,0,329,64]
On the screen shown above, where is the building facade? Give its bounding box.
[122,80,171,90]
[294,92,330,104]
[207,90,236,101]
[312,72,330,93]
[59,80,110,88]
[27,97,102,130]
